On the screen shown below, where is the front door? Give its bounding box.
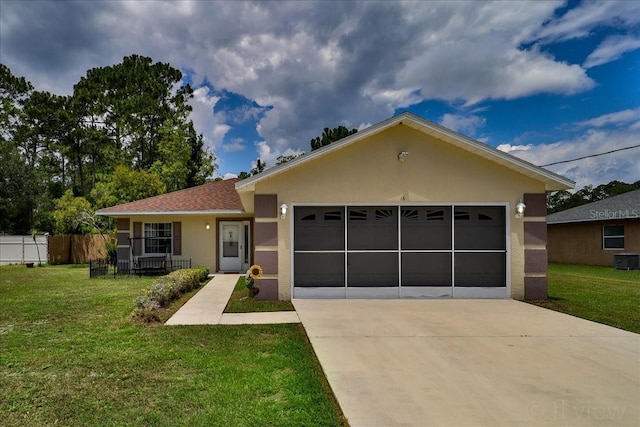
[219,221,250,272]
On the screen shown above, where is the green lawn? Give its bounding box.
[531,263,640,334]
[224,277,295,313]
[0,265,346,427]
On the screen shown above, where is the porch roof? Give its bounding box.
[96,178,244,216]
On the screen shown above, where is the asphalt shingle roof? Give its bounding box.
[547,189,640,224]
[96,178,244,215]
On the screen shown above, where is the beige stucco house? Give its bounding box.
[97,112,574,300]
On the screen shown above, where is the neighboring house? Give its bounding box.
[97,112,573,300]
[547,189,640,267]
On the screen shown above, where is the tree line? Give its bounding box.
[0,56,215,235]
[547,180,640,214]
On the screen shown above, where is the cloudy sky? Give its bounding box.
[1,0,639,189]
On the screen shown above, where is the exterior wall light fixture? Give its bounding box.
[205,223,210,230]
[515,200,526,218]
[398,151,410,162]
[280,203,288,219]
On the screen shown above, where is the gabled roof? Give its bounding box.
[547,189,640,224]
[236,112,574,192]
[96,178,243,216]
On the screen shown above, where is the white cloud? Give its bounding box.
[394,6,595,104]
[440,114,486,135]
[212,124,231,144]
[496,143,534,153]
[507,129,640,189]
[365,87,423,110]
[188,86,227,153]
[534,1,640,43]
[221,138,246,153]
[188,86,244,177]
[255,140,305,168]
[584,35,640,68]
[255,142,274,167]
[495,49,594,100]
[577,107,640,128]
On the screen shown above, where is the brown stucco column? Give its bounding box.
[523,193,548,299]
[253,194,279,300]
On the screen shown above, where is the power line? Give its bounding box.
[540,143,640,167]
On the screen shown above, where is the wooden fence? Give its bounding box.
[48,234,113,265]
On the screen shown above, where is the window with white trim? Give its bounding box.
[144,223,172,254]
[603,225,624,249]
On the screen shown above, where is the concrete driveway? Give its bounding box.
[293,299,639,427]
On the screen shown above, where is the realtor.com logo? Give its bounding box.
[590,209,640,219]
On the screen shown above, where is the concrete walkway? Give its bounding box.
[294,299,640,427]
[165,274,300,325]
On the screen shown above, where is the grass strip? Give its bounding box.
[530,263,640,334]
[224,276,295,313]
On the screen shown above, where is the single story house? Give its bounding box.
[97,112,574,300]
[547,189,640,267]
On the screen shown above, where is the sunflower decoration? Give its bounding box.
[248,264,264,280]
[245,264,263,296]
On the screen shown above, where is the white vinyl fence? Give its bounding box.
[0,235,48,266]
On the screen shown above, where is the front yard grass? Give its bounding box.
[224,276,295,313]
[531,263,640,334]
[0,265,346,427]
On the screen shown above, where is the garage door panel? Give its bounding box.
[401,207,452,250]
[294,207,344,251]
[454,207,506,250]
[347,253,398,287]
[295,227,343,251]
[401,253,452,286]
[348,207,398,250]
[455,253,506,287]
[294,253,344,287]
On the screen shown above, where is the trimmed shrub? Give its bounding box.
[148,281,177,306]
[132,267,210,322]
[133,295,161,322]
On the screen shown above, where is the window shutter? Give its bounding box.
[133,222,142,256]
[173,222,182,255]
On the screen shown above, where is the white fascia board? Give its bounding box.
[96,210,245,217]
